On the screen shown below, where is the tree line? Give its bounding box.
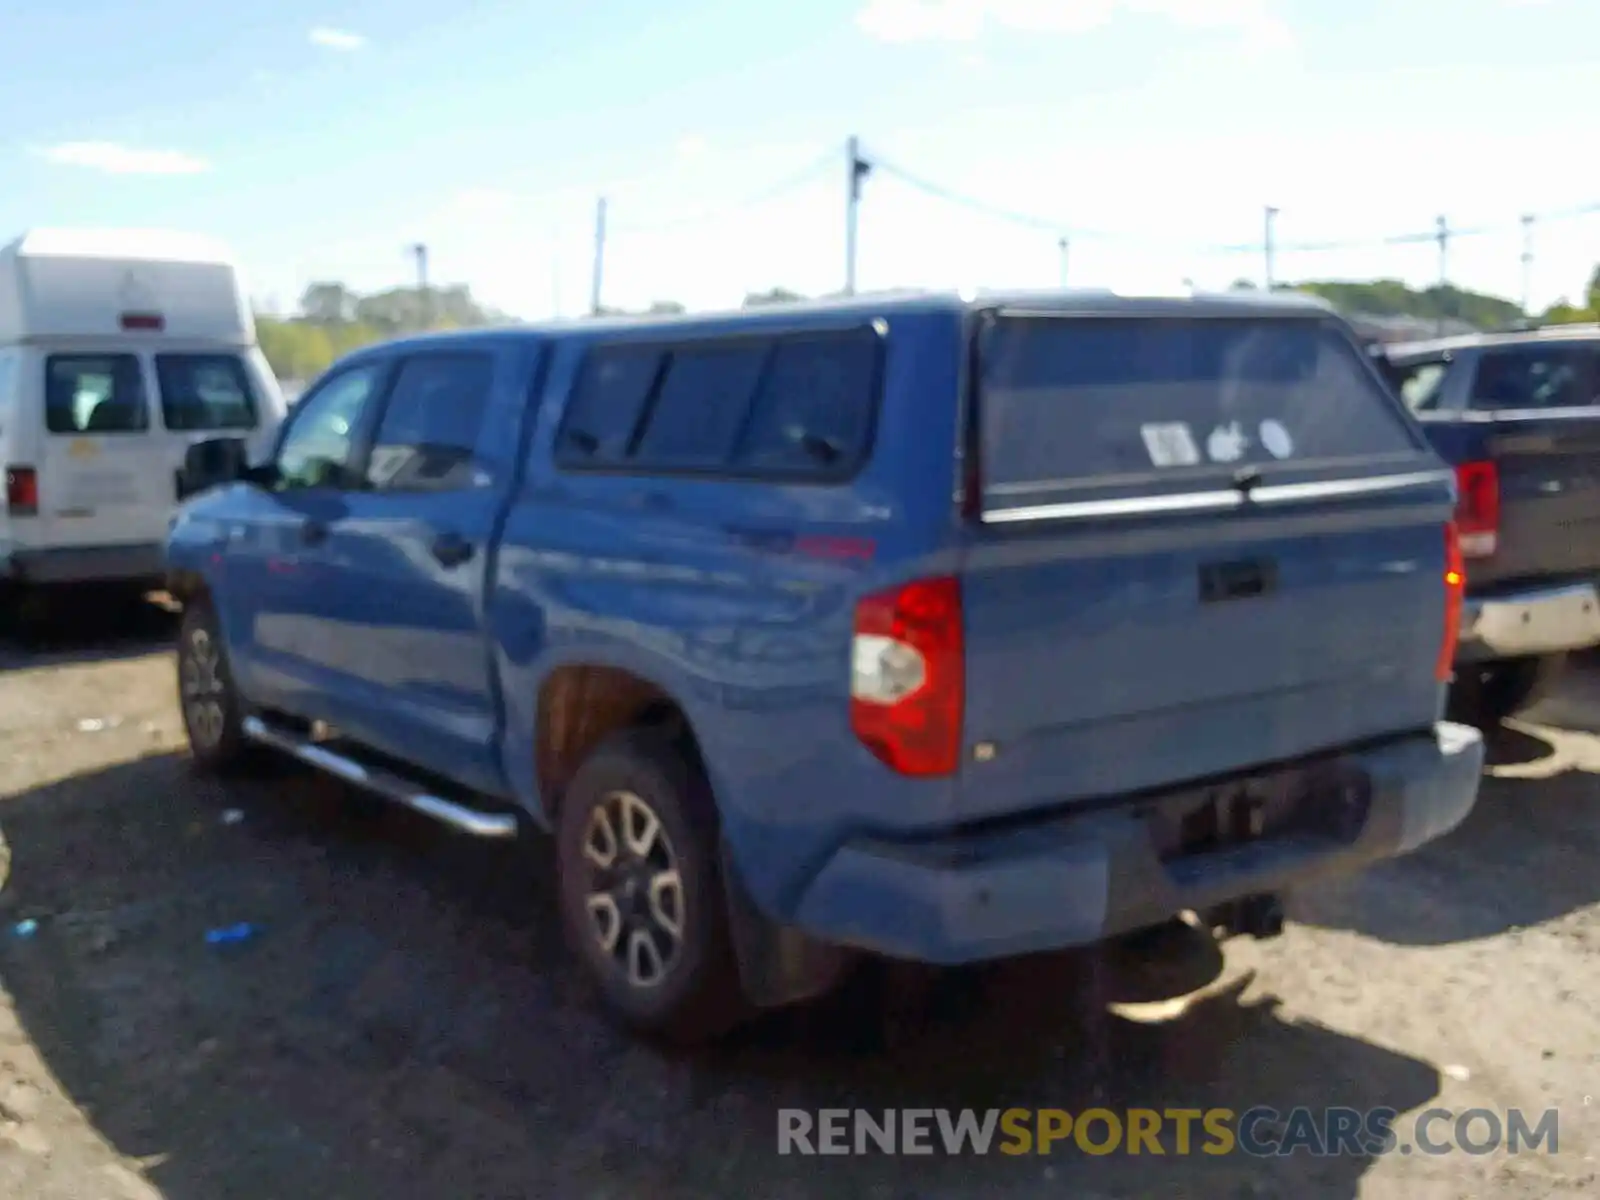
[257,272,1600,384]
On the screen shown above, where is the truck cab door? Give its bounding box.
[221,359,392,717]
[300,346,512,793]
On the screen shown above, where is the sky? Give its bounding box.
[3,0,1599,319]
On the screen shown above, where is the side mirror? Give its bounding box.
[179,437,250,499]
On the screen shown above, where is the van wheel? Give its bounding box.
[555,727,744,1043]
[177,599,252,774]
[1448,653,1567,730]
[0,585,48,644]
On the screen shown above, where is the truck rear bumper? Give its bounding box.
[1458,581,1600,662]
[789,722,1484,965]
[1,542,165,586]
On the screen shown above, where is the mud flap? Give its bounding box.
[720,841,854,1009]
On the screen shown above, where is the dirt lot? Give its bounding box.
[0,601,1595,1199]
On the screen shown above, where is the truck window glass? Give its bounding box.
[1469,345,1600,411]
[155,353,259,431]
[45,354,149,435]
[632,341,769,469]
[558,347,664,465]
[276,363,382,489]
[978,317,1417,492]
[732,329,879,475]
[366,352,495,491]
[1391,359,1448,412]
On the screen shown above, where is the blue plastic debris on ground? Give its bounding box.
[205,923,260,947]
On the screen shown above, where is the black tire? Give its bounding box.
[1448,653,1568,730]
[177,597,253,774]
[0,584,48,644]
[555,726,744,1043]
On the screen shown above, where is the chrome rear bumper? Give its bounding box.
[1460,582,1600,660]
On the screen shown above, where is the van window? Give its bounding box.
[365,352,494,491]
[978,318,1417,493]
[0,354,14,420]
[155,353,258,431]
[556,328,880,477]
[45,354,149,435]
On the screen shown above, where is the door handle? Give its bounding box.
[1199,558,1277,603]
[431,532,475,568]
[300,519,329,547]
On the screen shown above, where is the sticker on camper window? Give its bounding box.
[1206,421,1249,464]
[1259,418,1294,460]
[1139,422,1200,468]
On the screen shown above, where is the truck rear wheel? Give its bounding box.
[1448,653,1567,730]
[555,727,744,1043]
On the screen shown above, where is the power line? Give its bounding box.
[859,145,1600,256]
[609,144,845,235]
[869,154,1069,235]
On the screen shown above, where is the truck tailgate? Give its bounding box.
[1457,413,1600,588]
[960,311,1452,824]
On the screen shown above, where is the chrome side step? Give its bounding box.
[241,716,519,839]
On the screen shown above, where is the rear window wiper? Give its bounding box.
[1232,465,1263,497]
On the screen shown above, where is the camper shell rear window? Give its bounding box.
[976,316,1419,506]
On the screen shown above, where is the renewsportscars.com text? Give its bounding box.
[777,1107,1559,1158]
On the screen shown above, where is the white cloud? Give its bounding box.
[36,141,210,175]
[309,26,366,51]
[675,134,711,159]
[856,0,1292,52]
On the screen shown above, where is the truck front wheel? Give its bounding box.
[555,727,744,1043]
[1448,653,1567,730]
[177,598,253,774]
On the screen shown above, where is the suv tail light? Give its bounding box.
[5,467,37,517]
[1454,460,1499,559]
[850,575,964,776]
[1436,523,1466,683]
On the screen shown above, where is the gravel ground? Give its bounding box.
[0,599,1595,1199]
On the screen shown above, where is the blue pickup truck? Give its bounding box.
[167,290,1485,1040]
[1378,326,1600,727]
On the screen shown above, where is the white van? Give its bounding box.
[0,229,286,599]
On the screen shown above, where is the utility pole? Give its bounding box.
[1520,214,1535,318]
[1057,236,1070,287]
[410,242,430,329]
[1263,206,1278,290]
[590,197,608,317]
[845,136,871,296]
[1436,215,1449,336]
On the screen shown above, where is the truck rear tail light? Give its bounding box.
[1436,522,1465,683]
[850,575,964,776]
[5,466,37,517]
[119,312,165,331]
[1454,460,1499,559]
